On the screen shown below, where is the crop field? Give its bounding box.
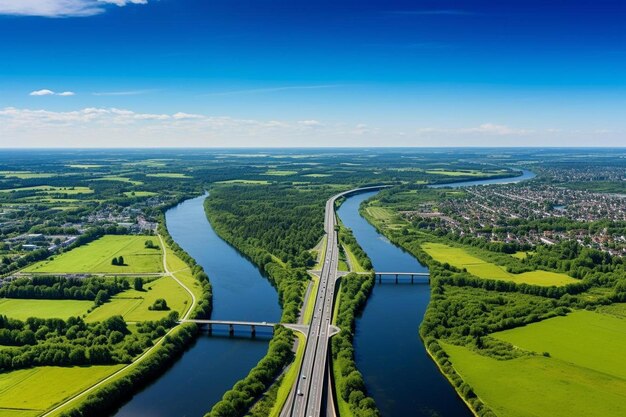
[303,173,331,177]
[124,191,157,197]
[263,170,298,176]
[94,176,143,185]
[0,186,93,195]
[86,276,190,322]
[215,179,270,185]
[0,171,57,179]
[495,310,626,380]
[365,206,395,222]
[0,299,92,320]
[146,173,190,178]
[67,164,102,169]
[0,365,123,415]
[24,235,164,274]
[421,243,576,286]
[443,341,626,417]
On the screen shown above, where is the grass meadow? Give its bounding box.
[24,235,164,274]
[421,242,576,286]
[0,366,123,416]
[442,310,626,417]
[86,276,191,322]
[0,299,92,320]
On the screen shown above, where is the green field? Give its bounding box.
[442,310,626,417]
[422,242,576,286]
[24,235,164,274]
[86,276,190,322]
[0,186,93,195]
[365,206,395,222]
[443,342,626,417]
[94,176,143,185]
[0,365,122,415]
[123,191,157,197]
[215,179,270,185]
[0,171,57,179]
[67,164,102,169]
[263,170,298,176]
[146,173,190,178]
[495,310,626,380]
[0,299,92,320]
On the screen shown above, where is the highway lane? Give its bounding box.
[288,186,389,417]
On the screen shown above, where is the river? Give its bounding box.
[113,169,535,417]
[336,170,535,417]
[113,195,281,417]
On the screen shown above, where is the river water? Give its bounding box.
[336,170,536,417]
[113,169,535,417]
[113,195,281,417]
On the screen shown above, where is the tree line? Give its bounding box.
[0,312,179,372]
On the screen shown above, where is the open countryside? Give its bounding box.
[422,242,577,286]
[0,0,625,415]
[24,236,164,274]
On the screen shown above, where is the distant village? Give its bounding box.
[0,197,162,258]
[403,184,626,257]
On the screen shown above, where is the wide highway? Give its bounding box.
[287,186,388,417]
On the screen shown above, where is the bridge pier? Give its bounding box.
[208,323,212,334]
[395,274,398,284]
[251,325,256,337]
[229,324,234,336]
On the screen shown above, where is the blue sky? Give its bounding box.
[0,0,624,147]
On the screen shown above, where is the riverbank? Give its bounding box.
[337,191,470,417]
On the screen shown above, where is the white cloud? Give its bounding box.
[0,107,620,147]
[29,89,55,96]
[416,123,530,136]
[29,89,75,96]
[99,0,147,6]
[0,0,148,18]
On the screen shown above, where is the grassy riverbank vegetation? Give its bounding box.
[361,178,626,417]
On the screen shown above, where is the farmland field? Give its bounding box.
[215,179,270,185]
[124,191,157,197]
[364,206,395,222]
[442,310,626,417]
[443,341,626,417]
[0,171,57,179]
[146,173,190,178]
[0,299,92,320]
[421,242,576,286]
[495,310,626,380]
[94,176,143,185]
[0,365,122,415]
[86,276,190,322]
[23,235,163,274]
[0,186,93,195]
[263,170,297,176]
